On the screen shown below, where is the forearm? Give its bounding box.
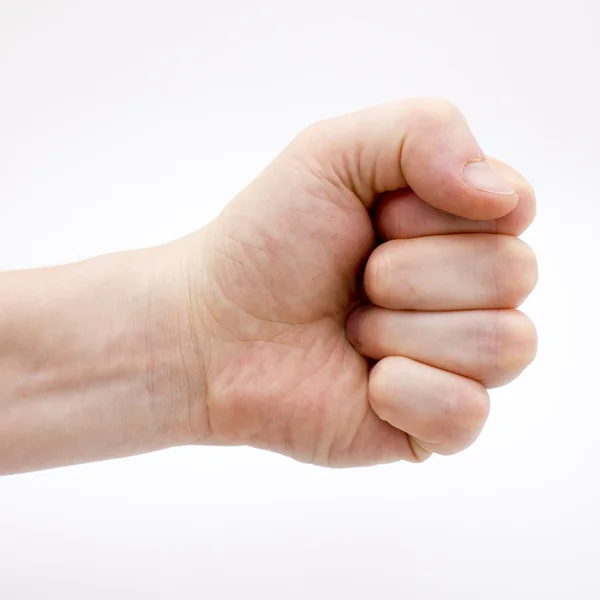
[0,246,199,475]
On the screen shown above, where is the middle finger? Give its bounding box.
[363,233,537,311]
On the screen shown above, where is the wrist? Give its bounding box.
[0,245,203,473]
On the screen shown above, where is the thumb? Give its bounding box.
[290,98,518,221]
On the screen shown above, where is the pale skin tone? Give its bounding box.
[0,99,537,475]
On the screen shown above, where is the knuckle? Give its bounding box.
[495,236,538,306]
[365,244,393,305]
[491,310,538,384]
[407,97,464,128]
[289,119,341,167]
[497,310,538,358]
[436,382,490,449]
[367,357,395,416]
[295,113,348,154]
[298,118,333,143]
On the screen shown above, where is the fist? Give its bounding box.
[177,99,537,466]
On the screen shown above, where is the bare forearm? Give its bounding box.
[0,99,539,474]
[0,246,197,474]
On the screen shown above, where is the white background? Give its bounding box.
[1,0,598,598]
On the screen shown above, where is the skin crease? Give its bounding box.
[171,99,538,467]
[0,98,538,474]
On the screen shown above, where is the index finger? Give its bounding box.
[375,158,536,240]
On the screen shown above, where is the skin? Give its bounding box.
[0,98,537,474]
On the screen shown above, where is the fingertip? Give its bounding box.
[460,159,519,220]
[399,101,519,221]
[462,159,516,195]
[345,306,368,348]
[487,158,536,235]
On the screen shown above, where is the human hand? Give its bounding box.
[172,99,537,466]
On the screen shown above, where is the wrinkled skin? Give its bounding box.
[197,150,385,465]
[173,99,537,467]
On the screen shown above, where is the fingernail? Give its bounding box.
[462,160,515,195]
[345,307,367,347]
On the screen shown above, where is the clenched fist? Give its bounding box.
[0,99,537,474]
[178,98,537,466]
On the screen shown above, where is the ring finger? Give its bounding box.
[347,307,537,388]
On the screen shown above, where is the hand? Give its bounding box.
[174,98,538,466]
